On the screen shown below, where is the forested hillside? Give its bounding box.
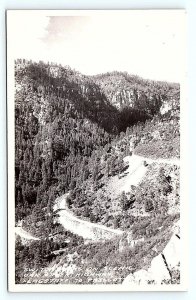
[14,59,180,285]
[15,60,115,222]
[15,59,179,221]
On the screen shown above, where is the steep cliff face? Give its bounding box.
[123,222,180,285]
[15,60,180,133]
[92,72,180,119]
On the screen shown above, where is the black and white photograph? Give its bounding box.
[7,10,187,292]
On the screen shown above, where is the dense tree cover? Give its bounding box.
[15,59,180,285]
[15,61,117,223]
[111,116,180,159]
[15,228,84,283]
[131,163,180,236]
[64,113,180,226]
[16,60,179,223]
[15,60,180,226]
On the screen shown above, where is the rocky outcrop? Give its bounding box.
[122,222,180,285]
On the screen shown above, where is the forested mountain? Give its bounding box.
[15,59,180,220]
[15,59,180,284]
[15,60,115,221]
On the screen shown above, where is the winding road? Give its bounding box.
[15,226,40,243]
[52,154,179,240]
[53,193,124,240]
[15,154,180,242]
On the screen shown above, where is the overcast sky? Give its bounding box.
[8,10,186,82]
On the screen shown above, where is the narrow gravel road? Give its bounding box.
[53,154,180,240]
[15,154,180,242]
[15,226,40,242]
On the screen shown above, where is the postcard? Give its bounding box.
[7,9,187,292]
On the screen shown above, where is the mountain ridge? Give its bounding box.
[15,58,180,126]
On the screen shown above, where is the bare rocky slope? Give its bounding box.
[123,221,180,285]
